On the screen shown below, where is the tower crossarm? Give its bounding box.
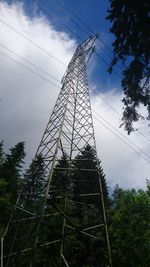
[62,33,98,83]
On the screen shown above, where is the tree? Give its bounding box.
[107,0,150,133]
[24,154,46,203]
[146,179,150,196]
[72,144,109,204]
[0,141,4,166]
[1,144,110,266]
[38,145,110,267]
[64,145,110,267]
[110,186,150,266]
[0,142,25,236]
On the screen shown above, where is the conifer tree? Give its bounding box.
[24,154,46,204]
[0,142,25,236]
[64,145,110,267]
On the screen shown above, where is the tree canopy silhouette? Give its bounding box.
[107,0,150,133]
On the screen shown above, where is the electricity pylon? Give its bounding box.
[2,34,112,267]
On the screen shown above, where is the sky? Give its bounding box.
[0,0,150,190]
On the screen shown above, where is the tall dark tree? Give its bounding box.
[72,144,109,204]
[64,145,110,267]
[0,142,25,236]
[42,156,71,266]
[38,145,110,267]
[24,154,46,204]
[0,141,4,166]
[107,0,150,133]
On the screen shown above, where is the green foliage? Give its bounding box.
[31,145,110,266]
[0,141,4,166]
[1,142,150,266]
[110,186,150,266]
[107,0,150,133]
[63,145,110,267]
[24,154,46,203]
[146,179,150,196]
[0,141,25,237]
[72,144,109,204]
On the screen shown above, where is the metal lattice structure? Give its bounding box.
[2,34,112,267]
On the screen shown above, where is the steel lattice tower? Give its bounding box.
[2,34,112,267]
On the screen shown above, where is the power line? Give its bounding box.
[40,0,122,76]
[51,0,91,33]
[1,38,149,147]
[0,14,122,86]
[0,50,60,89]
[92,113,150,165]
[48,0,150,137]
[56,0,123,73]
[0,18,67,67]
[49,0,90,36]
[90,87,150,143]
[37,1,82,41]
[2,0,146,138]
[0,16,149,162]
[0,43,61,85]
[41,0,122,79]
[38,2,150,141]
[38,1,117,77]
[50,0,123,72]
[1,48,150,166]
[37,1,150,142]
[1,36,150,164]
[95,51,122,79]
[0,17,121,88]
[50,0,149,89]
[92,108,150,161]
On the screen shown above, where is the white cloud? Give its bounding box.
[0,1,76,162]
[91,89,150,189]
[0,2,149,189]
